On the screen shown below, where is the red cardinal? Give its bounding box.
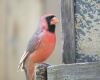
[18,14,59,80]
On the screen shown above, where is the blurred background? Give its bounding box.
[0,0,62,80]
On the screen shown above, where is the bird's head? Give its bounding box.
[40,14,59,33]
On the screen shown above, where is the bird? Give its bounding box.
[18,14,59,80]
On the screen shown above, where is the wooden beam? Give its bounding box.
[61,0,75,63]
[47,62,100,80]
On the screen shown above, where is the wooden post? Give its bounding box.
[35,63,50,80]
[61,0,75,64]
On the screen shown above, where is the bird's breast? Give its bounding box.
[40,31,56,52]
[33,31,56,62]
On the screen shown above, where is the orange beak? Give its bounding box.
[50,17,59,25]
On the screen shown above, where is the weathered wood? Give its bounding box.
[35,63,50,80]
[47,62,100,80]
[61,0,75,63]
[75,0,100,62]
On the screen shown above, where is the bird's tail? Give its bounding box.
[18,51,28,71]
[25,64,35,80]
[18,62,24,71]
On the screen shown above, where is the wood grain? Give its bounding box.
[61,0,75,63]
[48,62,100,80]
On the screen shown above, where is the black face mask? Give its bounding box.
[46,15,56,33]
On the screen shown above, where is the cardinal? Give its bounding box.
[18,14,59,80]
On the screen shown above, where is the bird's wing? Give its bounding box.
[18,29,42,71]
